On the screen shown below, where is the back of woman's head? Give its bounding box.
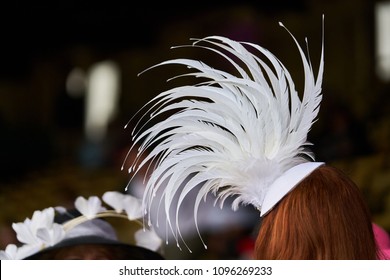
[254,165,378,259]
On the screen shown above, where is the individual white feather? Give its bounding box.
[125,19,324,249]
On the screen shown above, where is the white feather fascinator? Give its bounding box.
[124,19,324,249]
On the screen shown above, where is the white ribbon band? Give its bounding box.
[261,162,325,217]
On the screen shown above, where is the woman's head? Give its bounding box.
[254,165,378,259]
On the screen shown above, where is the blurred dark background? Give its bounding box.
[1,0,390,258]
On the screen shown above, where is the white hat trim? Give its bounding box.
[261,162,324,217]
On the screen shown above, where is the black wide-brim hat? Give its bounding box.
[23,207,164,260]
[24,235,164,260]
[2,191,164,260]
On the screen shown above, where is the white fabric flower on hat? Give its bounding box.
[74,195,104,219]
[0,244,17,259]
[102,191,143,220]
[1,207,65,260]
[17,244,42,259]
[36,223,66,247]
[12,207,57,246]
[0,243,42,260]
[54,206,67,214]
[102,191,126,213]
[0,244,20,260]
[135,228,162,252]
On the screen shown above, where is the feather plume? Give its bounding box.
[124,18,324,250]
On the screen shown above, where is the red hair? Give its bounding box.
[254,165,378,259]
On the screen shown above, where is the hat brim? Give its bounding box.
[24,235,164,260]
